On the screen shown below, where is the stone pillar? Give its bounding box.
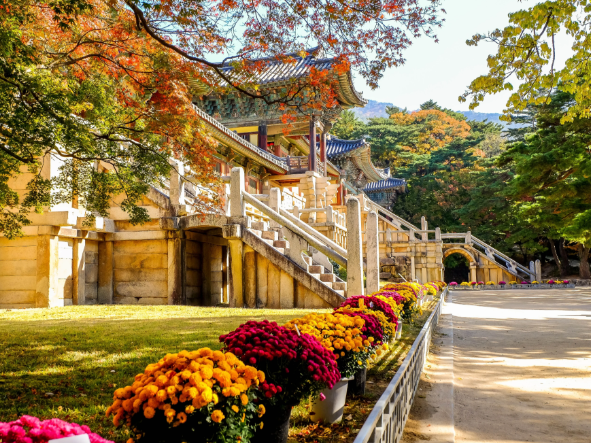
[36,228,59,308]
[410,256,416,281]
[72,238,86,305]
[421,216,428,241]
[168,233,183,305]
[308,117,316,172]
[366,211,379,294]
[465,231,472,244]
[97,241,113,304]
[244,245,256,308]
[169,159,185,206]
[470,266,477,282]
[230,167,245,219]
[223,224,244,308]
[529,261,536,281]
[535,259,542,282]
[222,246,229,304]
[435,227,441,241]
[269,187,282,232]
[346,197,364,296]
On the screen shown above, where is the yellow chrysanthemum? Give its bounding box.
[211,410,225,423]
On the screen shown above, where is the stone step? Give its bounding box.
[274,248,285,254]
[322,282,333,289]
[302,256,313,266]
[262,239,274,247]
[250,229,262,237]
[320,273,336,283]
[335,290,346,297]
[261,230,278,241]
[273,240,290,249]
[308,265,323,274]
[251,221,269,231]
[333,281,347,291]
[310,274,321,280]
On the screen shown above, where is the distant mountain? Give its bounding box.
[352,100,509,126]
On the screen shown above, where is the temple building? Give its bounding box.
[3,48,532,312]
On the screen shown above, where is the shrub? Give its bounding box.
[107,349,264,443]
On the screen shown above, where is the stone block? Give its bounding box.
[0,245,37,260]
[113,239,167,255]
[85,263,98,283]
[114,281,167,299]
[380,257,396,266]
[267,263,281,309]
[85,283,98,300]
[186,255,202,270]
[380,272,392,279]
[0,259,36,276]
[58,277,73,299]
[0,290,35,304]
[85,251,98,264]
[114,268,167,282]
[0,237,37,247]
[186,270,201,287]
[0,276,36,291]
[114,253,168,269]
[58,258,72,278]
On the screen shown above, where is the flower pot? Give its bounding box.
[348,368,367,396]
[251,404,292,443]
[310,377,351,424]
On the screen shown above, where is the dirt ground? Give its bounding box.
[402,289,591,443]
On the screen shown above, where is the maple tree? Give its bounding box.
[0,0,443,238]
[460,0,591,123]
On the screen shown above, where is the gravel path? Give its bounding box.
[402,289,591,443]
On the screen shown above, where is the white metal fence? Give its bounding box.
[353,288,447,443]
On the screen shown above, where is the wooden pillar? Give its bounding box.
[274,143,282,157]
[97,241,113,304]
[320,132,327,177]
[337,180,344,206]
[308,117,316,172]
[72,238,86,305]
[258,122,267,151]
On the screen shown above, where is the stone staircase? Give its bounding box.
[250,220,347,297]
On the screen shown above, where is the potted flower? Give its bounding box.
[285,313,370,424]
[509,280,518,288]
[0,416,112,443]
[531,280,540,288]
[107,348,265,443]
[220,320,339,443]
[459,282,470,290]
[484,281,496,289]
[470,281,478,289]
[499,280,507,288]
[563,279,574,287]
[449,281,458,288]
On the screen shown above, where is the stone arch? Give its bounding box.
[443,247,477,265]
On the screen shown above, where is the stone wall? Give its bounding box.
[113,239,169,305]
[185,239,203,305]
[0,236,37,309]
[85,241,99,304]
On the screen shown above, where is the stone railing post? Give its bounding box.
[347,197,364,296]
[535,259,542,282]
[529,261,536,281]
[269,187,282,232]
[169,159,185,206]
[326,204,334,223]
[366,211,379,294]
[435,227,441,241]
[465,231,472,245]
[230,167,245,219]
[421,216,428,241]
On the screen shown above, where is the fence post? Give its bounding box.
[347,197,364,296]
[366,211,380,294]
[535,259,542,282]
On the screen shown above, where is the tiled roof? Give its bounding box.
[220,48,366,107]
[363,178,407,192]
[325,138,367,158]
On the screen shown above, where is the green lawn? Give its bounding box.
[0,306,325,441]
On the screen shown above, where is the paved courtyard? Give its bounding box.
[402,289,591,443]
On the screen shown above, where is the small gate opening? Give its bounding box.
[444,253,470,283]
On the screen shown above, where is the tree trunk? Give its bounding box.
[549,238,561,275]
[577,244,591,279]
[558,239,570,277]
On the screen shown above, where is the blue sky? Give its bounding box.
[357,0,568,113]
